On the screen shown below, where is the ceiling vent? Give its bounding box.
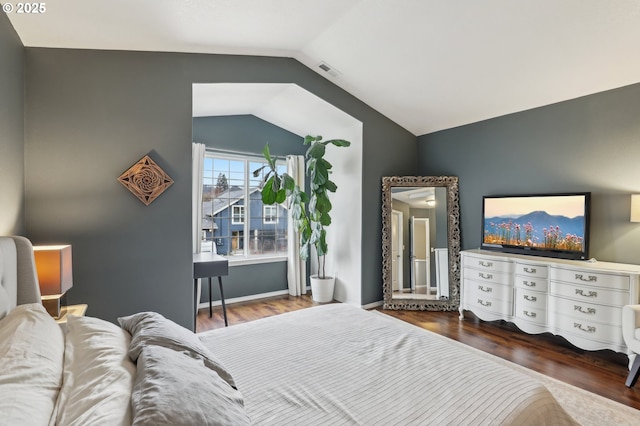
[318,61,341,78]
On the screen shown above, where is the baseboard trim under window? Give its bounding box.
[197,287,311,310]
[199,289,385,311]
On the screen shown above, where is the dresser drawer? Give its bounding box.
[462,254,513,273]
[515,288,547,309]
[553,313,624,346]
[514,304,547,325]
[550,268,630,291]
[468,296,512,316]
[464,267,511,285]
[514,276,549,292]
[550,281,629,306]
[467,279,513,302]
[515,262,548,279]
[549,296,622,326]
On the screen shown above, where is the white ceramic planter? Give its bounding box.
[310,275,335,303]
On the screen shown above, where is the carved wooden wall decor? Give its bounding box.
[118,155,174,205]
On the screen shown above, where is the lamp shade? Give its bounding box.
[33,245,73,296]
[632,195,640,223]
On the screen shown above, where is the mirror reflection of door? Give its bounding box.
[391,210,403,292]
[410,217,432,295]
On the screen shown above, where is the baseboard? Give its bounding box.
[198,289,290,309]
[198,287,377,310]
[361,300,384,310]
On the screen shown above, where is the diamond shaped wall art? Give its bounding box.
[118,155,174,205]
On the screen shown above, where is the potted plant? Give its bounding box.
[253,135,350,303]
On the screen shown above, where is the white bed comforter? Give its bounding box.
[198,304,578,426]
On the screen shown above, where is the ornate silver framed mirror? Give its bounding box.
[382,176,460,310]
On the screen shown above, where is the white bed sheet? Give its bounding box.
[198,304,578,426]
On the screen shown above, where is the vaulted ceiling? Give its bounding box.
[8,0,640,135]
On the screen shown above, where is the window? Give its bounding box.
[202,152,288,260]
[263,205,277,224]
[232,205,245,224]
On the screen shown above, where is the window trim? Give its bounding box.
[231,205,245,224]
[228,255,287,266]
[203,151,288,261]
[263,205,277,224]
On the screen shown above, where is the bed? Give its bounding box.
[0,236,578,425]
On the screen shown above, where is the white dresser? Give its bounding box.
[460,249,640,356]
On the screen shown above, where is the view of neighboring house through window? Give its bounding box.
[202,152,288,259]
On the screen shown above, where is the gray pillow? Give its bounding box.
[132,345,251,426]
[118,311,236,388]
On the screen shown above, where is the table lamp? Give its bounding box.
[33,245,73,318]
[632,195,640,223]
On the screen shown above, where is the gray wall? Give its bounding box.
[417,83,640,265]
[434,188,448,249]
[24,48,416,328]
[192,115,305,301]
[193,115,304,158]
[0,14,25,235]
[361,120,418,303]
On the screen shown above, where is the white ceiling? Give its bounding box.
[392,187,436,209]
[192,83,360,137]
[8,0,640,135]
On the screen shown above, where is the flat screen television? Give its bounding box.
[481,192,591,260]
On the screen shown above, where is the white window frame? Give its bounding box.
[203,151,288,265]
[263,205,277,224]
[232,205,245,224]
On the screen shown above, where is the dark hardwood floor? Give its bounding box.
[197,295,640,411]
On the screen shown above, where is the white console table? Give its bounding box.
[459,249,640,359]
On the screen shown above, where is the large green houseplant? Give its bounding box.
[253,135,350,301]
